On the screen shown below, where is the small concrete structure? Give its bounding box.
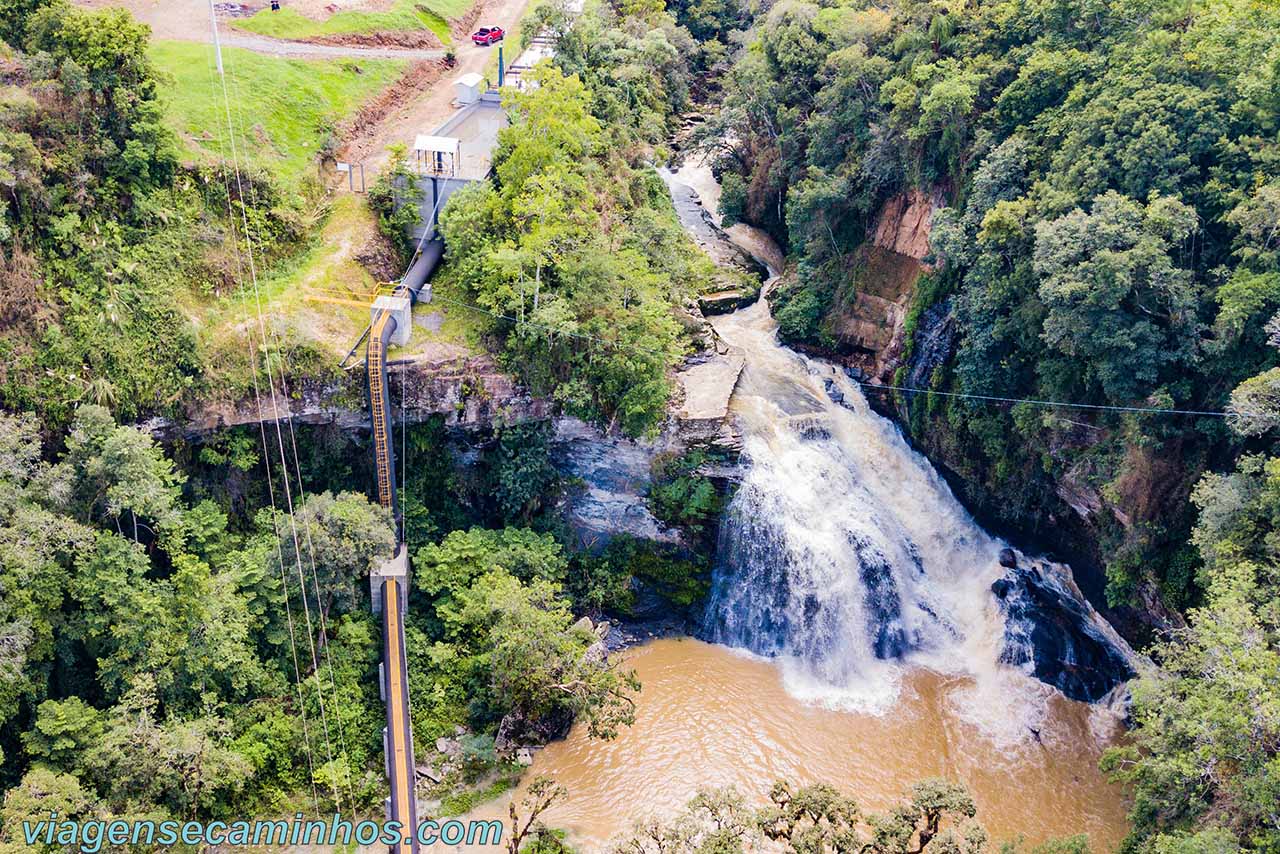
[407,101,510,242]
[370,543,410,616]
[413,133,462,176]
[453,72,484,105]
[372,295,412,347]
[432,101,507,179]
[503,36,556,90]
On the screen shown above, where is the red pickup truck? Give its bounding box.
[471,26,504,45]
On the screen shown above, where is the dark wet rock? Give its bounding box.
[849,534,911,659]
[603,615,689,652]
[791,413,832,441]
[659,171,768,281]
[551,418,680,548]
[823,377,847,407]
[699,290,757,315]
[992,564,1135,702]
[495,706,575,752]
[905,298,957,402]
[627,577,676,621]
[999,548,1018,569]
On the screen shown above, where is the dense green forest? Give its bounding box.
[704,0,1279,611]
[427,0,751,436]
[0,0,724,844]
[698,0,1279,849]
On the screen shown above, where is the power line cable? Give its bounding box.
[852,380,1257,419]
[217,40,359,813]
[423,291,1259,420]
[349,64,1257,425]
[247,337,323,814]
[207,0,342,811]
[222,51,356,818]
[199,17,323,814]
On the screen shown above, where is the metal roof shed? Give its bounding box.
[453,72,484,104]
[412,134,462,176]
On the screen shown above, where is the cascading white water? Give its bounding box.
[457,166,1138,849]
[664,155,1133,735]
[702,296,1031,720]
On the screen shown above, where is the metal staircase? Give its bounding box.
[367,307,417,852]
[369,310,396,513]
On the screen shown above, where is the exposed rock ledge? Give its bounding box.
[871,187,943,263]
[143,342,746,454]
[142,352,552,442]
[674,345,746,446]
[826,187,945,384]
[555,347,746,550]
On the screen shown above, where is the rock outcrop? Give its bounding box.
[870,188,941,262]
[674,346,746,446]
[829,246,922,383]
[904,298,957,391]
[991,560,1137,702]
[143,352,551,441]
[826,188,944,384]
[552,418,682,549]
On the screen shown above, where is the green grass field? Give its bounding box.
[181,194,381,365]
[150,41,406,188]
[234,0,473,46]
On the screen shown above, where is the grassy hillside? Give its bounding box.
[234,0,472,45]
[150,41,405,189]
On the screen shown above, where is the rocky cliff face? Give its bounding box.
[827,188,942,384]
[552,418,683,548]
[870,188,940,262]
[148,337,745,551]
[992,555,1137,702]
[830,246,922,383]
[143,352,552,442]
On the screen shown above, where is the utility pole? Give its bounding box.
[208,0,224,76]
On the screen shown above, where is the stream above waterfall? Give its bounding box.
[460,155,1134,851]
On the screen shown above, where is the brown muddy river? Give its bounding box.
[472,638,1129,852]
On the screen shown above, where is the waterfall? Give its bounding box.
[699,313,1019,710]
[657,160,1133,723]
[699,295,1135,719]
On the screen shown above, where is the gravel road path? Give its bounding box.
[75,0,447,59]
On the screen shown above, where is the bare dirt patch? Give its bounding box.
[449,3,484,39]
[271,0,400,20]
[309,29,443,48]
[284,3,482,49]
[75,0,218,40]
[356,230,404,282]
[335,58,450,156]
[332,0,534,172]
[74,0,447,57]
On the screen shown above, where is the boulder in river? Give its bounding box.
[495,705,575,753]
[699,289,756,315]
[991,564,1135,702]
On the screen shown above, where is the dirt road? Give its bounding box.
[75,0,448,59]
[342,0,529,173]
